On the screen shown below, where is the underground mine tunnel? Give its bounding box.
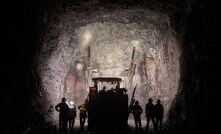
[2,0,215,134]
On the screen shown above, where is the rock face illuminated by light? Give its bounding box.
[35,4,181,123]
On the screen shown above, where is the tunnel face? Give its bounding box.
[34,5,181,123]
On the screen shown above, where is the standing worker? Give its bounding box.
[155,99,164,132]
[145,98,156,132]
[67,99,76,131]
[78,99,88,131]
[130,100,143,132]
[55,97,69,133]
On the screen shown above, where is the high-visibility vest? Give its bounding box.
[79,103,87,112]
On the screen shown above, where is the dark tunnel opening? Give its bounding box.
[2,0,216,134]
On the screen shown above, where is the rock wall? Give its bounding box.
[33,2,181,123]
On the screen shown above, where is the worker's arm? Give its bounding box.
[78,105,81,110]
[140,107,143,113]
[55,104,60,111]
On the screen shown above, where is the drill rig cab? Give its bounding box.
[87,77,129,133]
